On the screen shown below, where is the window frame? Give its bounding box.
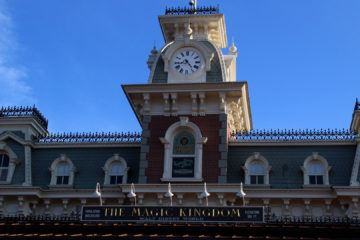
[49,154,77,187]
[103,154,129,185]
[242,152,271,186]
[160,117,207,182]
[301,152,331,186]
[0,154,10,181]
[0,142,19,184]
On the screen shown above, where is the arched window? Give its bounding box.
[110,163,125,184]
[249,161,265,184]
[243,152,271,185]
[302,152,330,186]
[49,154,77,186]
[0,154,10,182]
[0,143,19,184]
[308,161,324,185]
[56,163,70,185]
[103,154,128,185]
[172,131,195,178]
[160,117,207,182]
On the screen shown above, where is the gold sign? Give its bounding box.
[81,206,264,223]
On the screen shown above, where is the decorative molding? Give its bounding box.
[302,153,331,186]
[227,99,245,133]
[242,152,271,185]
[48,154,77,187]
[160,118,206,181]
[103,154,129,185]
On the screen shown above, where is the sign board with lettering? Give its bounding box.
[81,206,264,223]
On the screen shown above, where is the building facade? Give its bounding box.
[1,4,360,228]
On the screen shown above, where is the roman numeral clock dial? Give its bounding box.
[172,49,201,76]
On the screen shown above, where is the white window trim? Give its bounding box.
[160,116,207,182]
[49,154,77,187]
[103,154,129,185]
[0,142,19,184]
[301,152,331,186]
[242,152,271,186]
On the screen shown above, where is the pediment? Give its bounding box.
[0,131,27,145]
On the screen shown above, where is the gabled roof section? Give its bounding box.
[0,131,27,146]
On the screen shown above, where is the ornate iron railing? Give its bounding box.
[0,106,48,129]
[232,129,358,142]
[265,215,360,225]
[37,131,141,144]
[1,215,360,226]
[165,6,219,15]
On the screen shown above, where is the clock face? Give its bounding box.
[172,49,201,76]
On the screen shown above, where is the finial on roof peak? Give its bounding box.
[229,38,237,53]
[151,41,157,54]
[355,98,360,111]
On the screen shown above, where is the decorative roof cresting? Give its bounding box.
[232,129,358,142]
[0,106,48,129]
[165,6,219,15]
[37,131,141,144]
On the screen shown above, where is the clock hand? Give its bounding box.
[185,59,194,70]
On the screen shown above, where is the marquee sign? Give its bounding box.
[81,206,264,223]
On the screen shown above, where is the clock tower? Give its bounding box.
[122,4,253,184]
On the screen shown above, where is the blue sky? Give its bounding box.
[0,0,359,133]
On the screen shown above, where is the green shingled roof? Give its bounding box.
[228,145,356,188]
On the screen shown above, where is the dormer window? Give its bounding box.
[243,152,271,186]
[49,154,77,187]
[249,161,265,184]
[103,154,129,185]
[110,163,125,184]
[0,143,19,184]
[56,163,70,185]
[301,152,331,186]
[308,161,324,185]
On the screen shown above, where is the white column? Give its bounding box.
[23,145,32,186]
[160,138,170,179]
